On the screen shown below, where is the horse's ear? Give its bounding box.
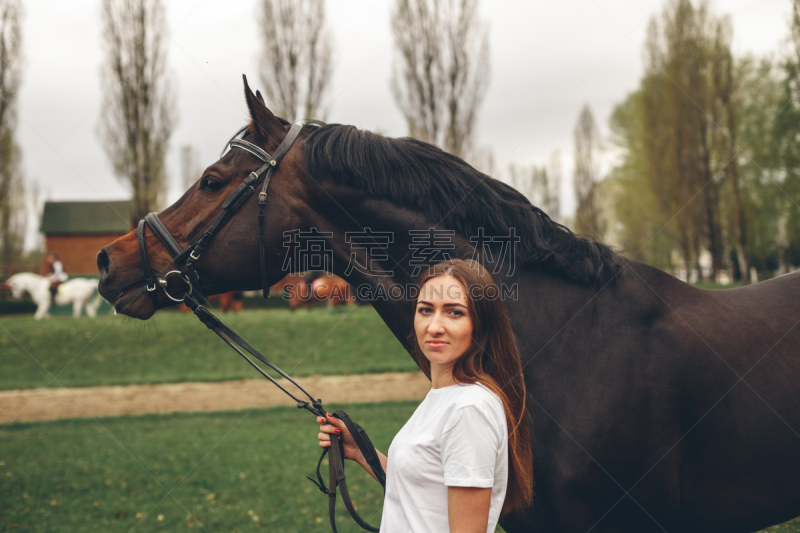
[255,90,266,105]
[242,75,283,141]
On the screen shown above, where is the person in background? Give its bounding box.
[46,252,68,304]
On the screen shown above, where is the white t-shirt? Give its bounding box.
[380,382,508,533]
[50,260,67,282]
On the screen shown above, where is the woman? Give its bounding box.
[317,258,533,532]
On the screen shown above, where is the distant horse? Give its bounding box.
[179,291,244,313]
[7,273,103,319]
[311,274,354,308]
[280,272,354,310]
[97,78,800,533]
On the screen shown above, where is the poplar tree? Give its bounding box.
[99,0,176,224]
[391,0,489,159]
[258,0,332,122]
[0,0,24,272]
[573,104,601,239]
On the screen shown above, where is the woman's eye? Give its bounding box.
[200,176,224,192]
[450,310,464,317]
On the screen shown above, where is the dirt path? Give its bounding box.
[0,372,431,423]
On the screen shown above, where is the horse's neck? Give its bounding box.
[311,187,681,354]
[21,273,45,286]
[19,274,48,301]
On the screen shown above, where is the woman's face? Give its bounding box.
[415,275,474,370]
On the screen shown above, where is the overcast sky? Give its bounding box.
[15,0,793,246]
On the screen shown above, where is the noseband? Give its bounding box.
[137,122,303,305]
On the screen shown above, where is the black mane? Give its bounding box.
[302,122,622,285]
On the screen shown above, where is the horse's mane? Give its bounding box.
[301,121,622,285]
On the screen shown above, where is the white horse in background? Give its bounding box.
[6,273,103,319]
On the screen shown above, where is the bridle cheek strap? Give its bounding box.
[137,219,161,308]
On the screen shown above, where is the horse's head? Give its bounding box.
[97,77,319,319]
[7,274,26,299]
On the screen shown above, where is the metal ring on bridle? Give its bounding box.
[158,270,193,302]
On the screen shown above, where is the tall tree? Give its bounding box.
[664,0,723,281]
[547,150,562,222]
[99,0,175,224]
[179,145,200,191]
[573,104,602,239]
[508,152,560,221]
[774,0,800,270]
[258,0,332,122]
[390,0,489,159]
[608,89,675,269]
[616,0,734,281]
[607,1,753,280]
[736,55,782,277]
[710,17,749,280]
[0,0,24,272]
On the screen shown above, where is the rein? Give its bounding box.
[136,124,386,532]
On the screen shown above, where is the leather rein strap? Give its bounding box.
[309,410,387,532]
[135,123,384,532]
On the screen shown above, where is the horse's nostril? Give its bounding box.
[97,248,110,278]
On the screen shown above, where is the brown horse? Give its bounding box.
[269,272,353,309]
[310,273,354,308]
[97,79,800,533]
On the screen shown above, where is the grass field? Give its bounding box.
[0,402,417,532]
[0,280,755,392]
[3,288,799,532]
[0,306,417,391]
[2,402,798,533]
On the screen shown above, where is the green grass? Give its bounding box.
[0,401,418,532]
[691,280,749,290]
[0,306,416,391]
[1,402,797,533]
[767,520,800,532]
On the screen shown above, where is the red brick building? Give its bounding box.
[40,201,132,275]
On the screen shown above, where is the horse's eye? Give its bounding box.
[200,176,224,192]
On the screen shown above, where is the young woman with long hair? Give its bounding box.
[317,258,533,532]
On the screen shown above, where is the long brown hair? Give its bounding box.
[408,258,533,514]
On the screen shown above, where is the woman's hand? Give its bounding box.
[317,413,390,484]
[317,413,364,463]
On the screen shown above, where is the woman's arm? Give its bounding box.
[317,413,388,484]
[448,486,492,533]
[354,448,388,484]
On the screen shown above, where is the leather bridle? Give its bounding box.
[137,122,303,306]
[135,123,385,533]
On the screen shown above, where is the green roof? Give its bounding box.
[40,201,132,235]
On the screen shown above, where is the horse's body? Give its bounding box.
[96,80,800,532]
[272,273,353,309]
[310,274,354,308]
[7,273,103,319]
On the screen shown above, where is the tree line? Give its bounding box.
[3,0,797,285]
[586,0,800,282]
